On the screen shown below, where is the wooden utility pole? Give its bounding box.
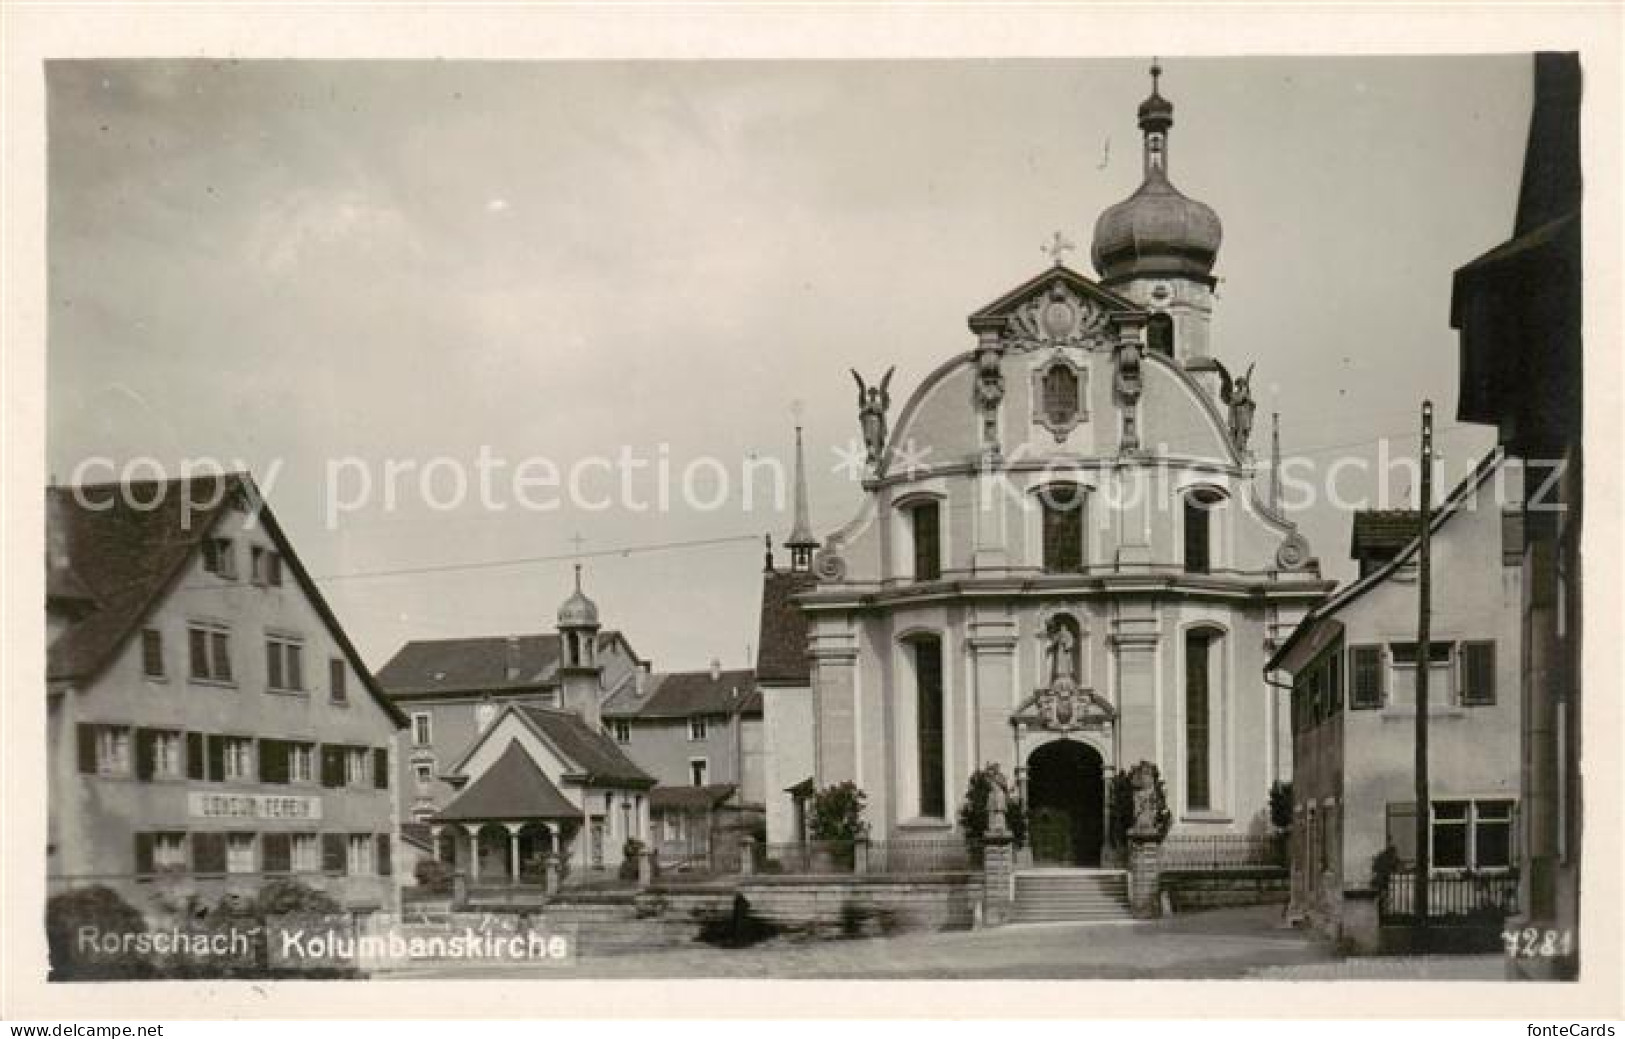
[1414,401,1434,934]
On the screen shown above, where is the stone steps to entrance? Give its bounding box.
[1012,869,1134,923]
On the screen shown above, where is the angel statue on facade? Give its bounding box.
[851,366,895,469]
[1217,360,1257,452]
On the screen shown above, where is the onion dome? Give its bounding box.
[1091,63,1223,286]
[557,564,600,628]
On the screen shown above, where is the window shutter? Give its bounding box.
[193,832,227,874]
[372,748,390,790]
[212,631,232,681]
[135,729,155,781]
[321,745,345,788]
[322,833,347,874]
[189,628,209,678]
[377,834,392,876]
[1462,642,1496,706]
[206,735,226,783]
[262,833,292,874]
[134,833,155,876]
[266,641,282,690]
[77,725,98,774]
[186,732,206,780]
[288,645,303,691]
[1350,645,1384,709]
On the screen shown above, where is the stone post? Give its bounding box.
[451,870,469,910]
[981,832,1015,927]
[1340,888,1382,955]
[854,835,870,875]
[542,853,561,896]
[1128,835,1162,918]
[635,847,652,888]
[506,823,522,885]
[740,837,756,877]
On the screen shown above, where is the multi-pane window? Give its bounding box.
[910,502,942,582]
[80,726,131,776]
[136,729,184,780]
[226,833,257,874]
[153,832,187,872]
[1185,629,1214,811]
[202,537,238,579]
[291,834,319,873]
[250,546,283,586]
[1459,641,1497,706]
[329,658,348,704]
[222,737,254,782]
[266,636,305,692]
[348,834,375,876]
[1389,642,1454,706]
[188,623,233,683]
[1349,644,1384,709]
[1040,485,1085,573]
[913,635,946,819]
[688,716,708,742]
[412,713,433,747]
[414,763,433,791]
[141,629,165,678]
[289,743,314,783]
[612,719,631,744]
[346,747,371,787]
[1386,799,1517,871]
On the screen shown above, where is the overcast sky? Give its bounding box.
[47,56,1531,672]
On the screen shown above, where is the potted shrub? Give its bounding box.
[1268,780,1294,866]
[808,781,866,871]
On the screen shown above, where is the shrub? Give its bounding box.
[414,857,454,894]
[808,781,867,843]
[957,763,1028,852]
[618,838,647,881]
[1370,844,1402,894]
[255,877,342,917]
[1269,780,1294,832]
[45,886,154,980]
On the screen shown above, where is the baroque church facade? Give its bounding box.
[770,68,1334,865]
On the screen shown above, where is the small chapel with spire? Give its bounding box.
[755,66,1334,863]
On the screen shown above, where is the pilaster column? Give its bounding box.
[809,627,860,785]
[967,616,1018,771]
[1109,602,1162,770]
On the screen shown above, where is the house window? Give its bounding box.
[322,833,347,875]
[414,763,433,792]
[347,834,375,876]
[412,712,433,747]
[291,834,319,873]
[266,636,305,692]
[1183,489,1223,573]
[689,759,708,787]
[222,737,254,782]
[688,716,708,742]
[226,833,257,874]
[1459,640,1497,706]
[153,832,187,873]
[188,623,234,683]
[1040,484,1085,573]
[136,729,183,780]
[612,719,631,744]
[1185,629,1215,811]
[329,658,348,703]
[250,546,283,586]
[141,629,165,678]
[1389,642,1454,706]
[1349,645,1384,709]
[202,537,238,579]
[290,743,314,783]
[346,747,370,787]
[912,635,946,819]
[909,501,942,582]
[1041,364,1081,429]
[1386,800,1516,871]
[78,725,132,776]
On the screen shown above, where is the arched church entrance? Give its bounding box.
[1026,740,1105,867]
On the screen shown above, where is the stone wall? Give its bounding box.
[656,875,982,938]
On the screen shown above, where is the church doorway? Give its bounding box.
[1026,740,1105,867]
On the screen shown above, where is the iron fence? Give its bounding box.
[866,838,973,875]
[1379,870,1519,922]
[1160,833,1286,870]
[752,838,973,876]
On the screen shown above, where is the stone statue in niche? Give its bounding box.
[1046,620,1078,687]
[1218,360,1257,452]
[850,367,895,469]
[974,346,1004,455]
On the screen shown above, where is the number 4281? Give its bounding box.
[1503,928,1575,957]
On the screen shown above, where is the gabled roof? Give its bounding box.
[45,474,407,727]
[1266,449,1506,675]
[966,264,1141,333]
[649,783,738,813]
[436,741,579,822]
[514,704,653,787]
[375,630,635,697]
[755,568,817,684]
[601,667,758,719]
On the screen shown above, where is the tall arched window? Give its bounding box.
[1040,484,1085,573]
[1183,488,1224,574]
[910,635,946,818]
[908,500,942,582]
[1185,627,1220,811]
